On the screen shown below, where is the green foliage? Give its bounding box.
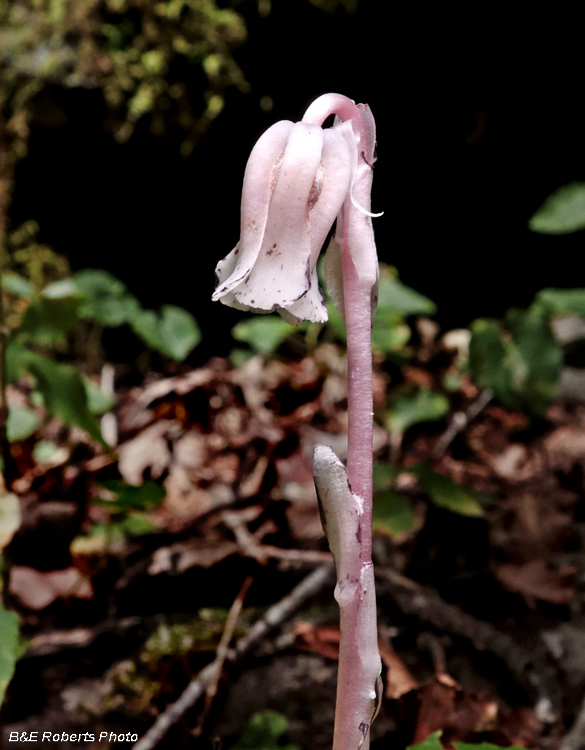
[372,459,486,530]
[6,406,40,443]
[372,461,417,537]
[71,481,165,557]
[469,297,564,415]
[407,733,524,750]
[7,339,104,443]
[232,316,303,355]
[232,710,300,750]
[32,439,60,463]
[4,246,200,442]
[0,0,249,158]
[373,487,417,537]
[0,604,19,703]
[408,733,444,750]
[369,265,436,355]
[131,305,201,361]
[229,263,436,360]
[412,463,485,517]
[386,388,449,437]
[96,480,166,513]
[1,273,33,298]
[74,269,141,327]
[536,288,585,317]
[84,379,116,416]
[377,266,437,317]
[529,182,585,234]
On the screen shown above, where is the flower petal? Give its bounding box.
[227,122,324,312]
[212,120,294,301]
[309,127,351,261]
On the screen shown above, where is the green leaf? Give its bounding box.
[1,273,33,298]
[130,309,164,350]
[454,744,526,750]
[0,492,22,550]
[6,406,41,442]
[0,604,20,703]
[372,462,398,489]
[98,480,165,512]
[529,182,585,234]
[131,306,200,361]
[414,464,484,517]
[230,348,255,369]
[407,731,444,750]
[5,339,36,383]
[25,353,103,442]
[325,300,347,343]
[74,268,127,299]
[157,305,201,360]
[74,269,140,326]
[233,710,300,750]
[41,278,77,299]
[377,266,437,316]
[506,304,562,414]
[19,297,79,345]
[470,303,563,416]
[83,378,116,415]
[32,440,60,463]
[386,389,449,436]
[372,306,412,354]
[536,288,585,318]
[232,316,297,354]
[373,489,417,538]
[121,513,158,536]
[469,318,513,402]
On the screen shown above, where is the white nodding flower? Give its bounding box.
[212,94,380,326]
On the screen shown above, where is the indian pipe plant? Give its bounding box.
[213,93,382,750]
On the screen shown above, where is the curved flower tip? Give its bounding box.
[213,94,380,325]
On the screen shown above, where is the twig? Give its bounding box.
[221,510,332,568]
[132,562,335,750]
[192,574,254,736]
[376,567,560,723]
[433,389,492,457]
[23,617,141,659]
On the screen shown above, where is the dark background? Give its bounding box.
[10,0,585,364]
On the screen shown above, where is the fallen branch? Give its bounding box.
[23,617,141,658]
[433,389,492,457]
[221,509,332,568]
[132,562,335,750]
[193,574,254,736]
[376,567,559,723]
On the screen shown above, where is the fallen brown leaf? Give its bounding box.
[378,642,419,699]
[117,420,175,485]
[412,672,460,745]
[495,558,577,605]
[294,621,340,661]
[10,566,94,610]
[148,536,239,575]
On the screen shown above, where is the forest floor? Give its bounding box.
[3,328,585,750]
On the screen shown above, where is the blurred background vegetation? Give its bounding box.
[1,2,585,746]
[1,0,584,463]
[1,0,583,356]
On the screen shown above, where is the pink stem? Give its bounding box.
[306,94,379,750]
[331,203,376,750]
[341,232,373,564]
